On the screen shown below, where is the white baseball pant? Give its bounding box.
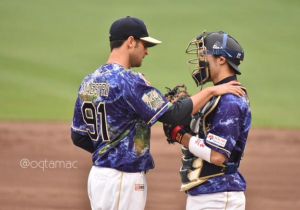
[186,191,246,210]
[88,166,147,210]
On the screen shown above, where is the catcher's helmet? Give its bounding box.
[186,31,244,86]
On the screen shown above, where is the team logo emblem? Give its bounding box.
[142,90,165,111]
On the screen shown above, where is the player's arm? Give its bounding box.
[180,133,227,166]
[71,97,95,153]
[190,81,244,115]
[71,130,95,153]
[167,96,245,165]
[158,81,244,124]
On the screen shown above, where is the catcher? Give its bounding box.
[163,31,252,210]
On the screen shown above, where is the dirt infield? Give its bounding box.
[0,122,300,210]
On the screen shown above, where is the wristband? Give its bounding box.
[188,136,211,163]
[171,126,186,143]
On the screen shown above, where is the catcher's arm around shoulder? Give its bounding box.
[191,81,245,115]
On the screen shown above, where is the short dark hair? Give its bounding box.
[110,40,126,51]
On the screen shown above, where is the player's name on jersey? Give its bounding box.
[80,82,110,101]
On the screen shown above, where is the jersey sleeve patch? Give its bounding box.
[206,133,227,148]
[142,90,165,111]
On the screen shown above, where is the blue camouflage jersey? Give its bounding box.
[188,93,252,195]
[71,63,171,172]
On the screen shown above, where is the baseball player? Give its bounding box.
[71,17,246,210]
[164,31,252,210]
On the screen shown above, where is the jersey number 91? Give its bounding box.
[81,102,110,142]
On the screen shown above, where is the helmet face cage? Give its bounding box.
[186,34,210,87]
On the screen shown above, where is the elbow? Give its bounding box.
[70,131,95,153]
[72,138,79,146]
[71,131,80,146]
[210,152,227,166]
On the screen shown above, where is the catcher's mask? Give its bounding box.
[186,31,244,86]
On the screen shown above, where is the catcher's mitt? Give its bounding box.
[163,85,190,144]
[164,84,190,103]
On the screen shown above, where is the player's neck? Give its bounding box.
[107,50,131,69]
[212,67,235,85]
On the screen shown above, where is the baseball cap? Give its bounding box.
[109,16,162,47]
[202,31,244,74]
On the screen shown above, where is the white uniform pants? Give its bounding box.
[186,191,245,210]
[88,166,147,210]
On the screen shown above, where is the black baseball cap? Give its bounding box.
[201,31,244,74]
[109,16,162,47]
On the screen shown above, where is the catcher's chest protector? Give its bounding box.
[190,96,221,136]
[180,96,227,192]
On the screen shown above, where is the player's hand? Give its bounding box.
[211,81,245,97]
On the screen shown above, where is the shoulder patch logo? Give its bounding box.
[142,90,165,111]
[206,133,227,148]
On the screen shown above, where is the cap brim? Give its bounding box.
[140,37,162,47]
[227,60,241,75]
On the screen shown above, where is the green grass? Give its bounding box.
[0,0,299,128]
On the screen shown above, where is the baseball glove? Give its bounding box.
[163,85,190,144]
[164,84,190,103]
